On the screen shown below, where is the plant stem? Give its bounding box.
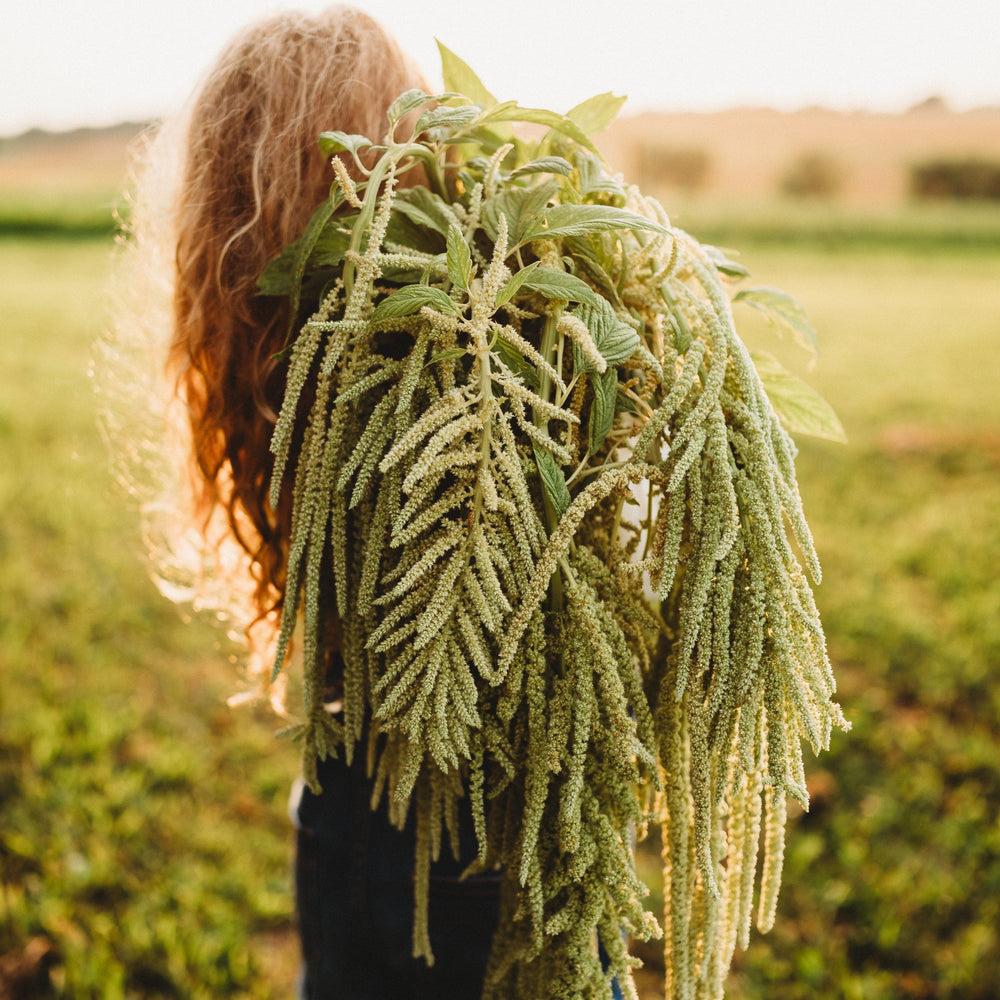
[536,308,565,612]
[343,143,447,302]
[342,154,395,303]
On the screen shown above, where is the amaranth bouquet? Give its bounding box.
[261,52,848,1000]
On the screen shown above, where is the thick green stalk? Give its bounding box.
[536,308,564,612]
[342,143,448,303]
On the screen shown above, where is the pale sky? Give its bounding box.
[2,0,998,136]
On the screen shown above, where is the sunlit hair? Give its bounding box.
[105,7,425,689]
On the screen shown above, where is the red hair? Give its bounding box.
[164,7,425,640]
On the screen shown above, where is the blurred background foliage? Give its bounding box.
[1,103,998,997]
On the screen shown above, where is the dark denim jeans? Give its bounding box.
[294,751,501,999]
[294,751,626,999]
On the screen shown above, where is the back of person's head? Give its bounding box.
[109,6,425,675]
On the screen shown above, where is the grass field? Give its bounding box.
[0,238,301,998]
[1,205,998,997]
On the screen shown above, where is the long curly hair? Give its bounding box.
[108,7,425,680]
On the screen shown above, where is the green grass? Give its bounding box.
[0,238,300,998]
[7,182,1000,252]
[0,191,123,237]
[666,197,1000,253]
[2,232,999,998]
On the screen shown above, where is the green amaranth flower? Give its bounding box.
[261,51,848,1000]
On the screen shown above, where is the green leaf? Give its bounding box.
[477,103,598,153]
[456,158,492,193]
[703,244,750,279]
[444,125,512,155]
[532,442,571,516]
[387,89,434,125]
[385,207,446,256]
[576,152,626,205]
[735,286,819,358]
[563,236,622,305]
[529,203,668,243]
[668,312,692,354]
[257,245,297,297]
[261,197,336,352]
[415,105,480,136]
[751,352,846,442]
[392,187,458,239]
[258,225,354,297]
[480,180,560,246]
[492,331,540,387]
[565,92,627,135]
[494,261,540,308]
[275,722,308,743]
[437,41,498,109]
[310,225,353,267]
[427,347,467,365]
[318,131,374,158]
[446,224,473,291]
[588,368,618,454]
[370,285,461,324]
[518,267,604,309]
[571,301,640,369]
[715,259,751,279]
[509,157,574,179]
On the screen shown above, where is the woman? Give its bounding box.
[114,8,501,998]
[113,9,841,999]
